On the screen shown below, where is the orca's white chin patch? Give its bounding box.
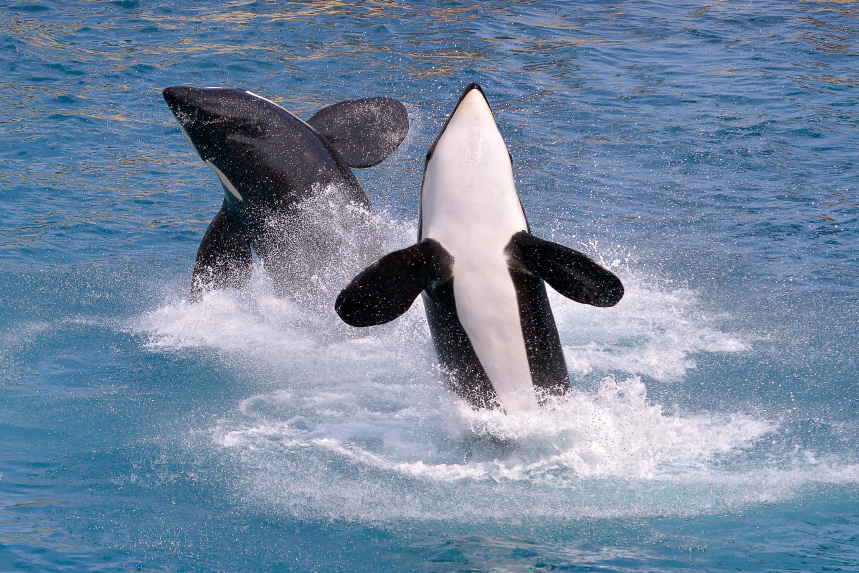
[205,160,244,202]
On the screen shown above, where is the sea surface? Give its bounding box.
[1,0,858,571]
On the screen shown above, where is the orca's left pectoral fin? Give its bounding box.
[509,231,624,307]
[336,239,452,327]
[191,200,253,301]
[308,97,409,168]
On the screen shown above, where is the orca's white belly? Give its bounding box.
[451,249,538,413]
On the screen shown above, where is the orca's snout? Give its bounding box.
[452,82,491,115]
[462,82,485,97]
[162,86,196,116]
[162,86,257,125]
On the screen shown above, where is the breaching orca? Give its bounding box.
[162,86,409,303]
[335,84,623,414]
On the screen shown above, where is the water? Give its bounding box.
[1,0,857,570]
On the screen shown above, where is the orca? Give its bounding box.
[162,86,409,304]
[335,84,623,414]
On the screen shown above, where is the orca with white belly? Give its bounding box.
[336,84,623,413]
[162,86,409,302]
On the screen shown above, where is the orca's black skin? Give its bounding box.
[162,86,409,301]
[191,199,253,298]
[504,231,623,397]
[335,238,494,408]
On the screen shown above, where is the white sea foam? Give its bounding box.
[206,380,859,522]
[552,275,750,382]
[136,216,856,523]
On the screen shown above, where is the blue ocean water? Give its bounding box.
[1,0,857,570]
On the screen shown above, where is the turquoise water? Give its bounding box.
[2,0,858,570]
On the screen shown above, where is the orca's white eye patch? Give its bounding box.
[205,160,244,202]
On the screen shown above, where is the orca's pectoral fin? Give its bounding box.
[307,97,409,168]
[509,231,624,307]
[191,200,253,301]
[336,239,451,327]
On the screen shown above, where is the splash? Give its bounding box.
[205,373,859,523]
[553,275,750,382]
[459,376,772,479]
[254,183,391,309]
[136,217,858,523]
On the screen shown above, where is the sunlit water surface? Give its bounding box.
[1,1,857,571]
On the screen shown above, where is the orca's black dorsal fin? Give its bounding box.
[308,97,409,168]
[191,200,253,301]
[508,231,624,307]
[336,239,452,327]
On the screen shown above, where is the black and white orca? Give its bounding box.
[335,84,623,413]
[162,86,409,303]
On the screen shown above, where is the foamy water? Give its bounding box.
[136,215,858,525]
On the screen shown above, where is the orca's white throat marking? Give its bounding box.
[205,160,244,202]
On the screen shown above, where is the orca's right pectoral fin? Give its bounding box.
[191,200,253,301]
[336,239,452,327]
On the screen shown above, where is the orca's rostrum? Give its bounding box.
[336,84,623,414]
[162,86,409,303]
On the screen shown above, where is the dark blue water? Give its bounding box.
[1,1,857,570]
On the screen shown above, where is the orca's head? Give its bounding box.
[422,83,515,189]
[164,86,321,208]
[424,83,502,164]
[419,83,524,239]
[162,86,271,159]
